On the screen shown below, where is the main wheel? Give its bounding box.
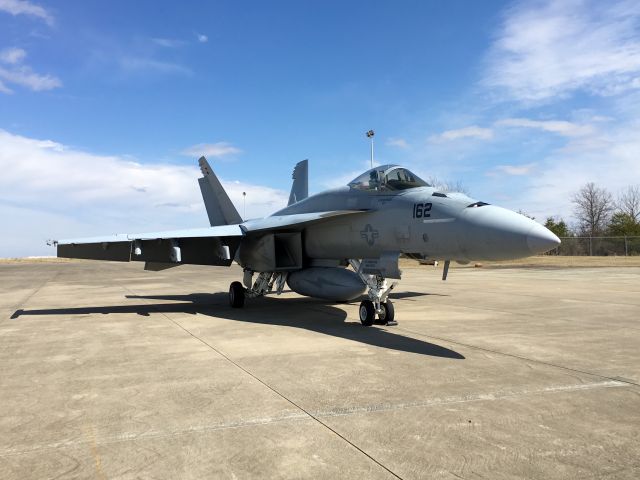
[381,300,395,324]
[229,281,245,308]
[359,300,375,326]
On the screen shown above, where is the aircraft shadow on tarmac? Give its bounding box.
[11,293,464,359]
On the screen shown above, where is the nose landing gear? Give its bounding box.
[378,299,395,325]
[349,259,398,327]
[359,299,395,326]
[359,300,375,326]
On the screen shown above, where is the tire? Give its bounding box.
[381,300,395,323]
[229,281,245,308]
[359,300,375,326]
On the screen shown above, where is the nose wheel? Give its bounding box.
[359,299,395,326]
[378,300,396,325]
[359,300,375,326]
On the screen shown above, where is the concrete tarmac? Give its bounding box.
[1,260,639,479]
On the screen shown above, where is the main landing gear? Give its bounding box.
[229,281,245,308]
[228,270,287,308]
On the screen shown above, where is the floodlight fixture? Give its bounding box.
[366,130,375,167]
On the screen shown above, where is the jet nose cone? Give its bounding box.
[527,224,561,254]
[458,205,562,260]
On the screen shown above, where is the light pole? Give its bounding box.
[366,130,375,168]
[242,191,246,220]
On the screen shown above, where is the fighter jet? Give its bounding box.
[55,158,560,326]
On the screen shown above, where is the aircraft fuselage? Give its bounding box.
[273,186,558,262]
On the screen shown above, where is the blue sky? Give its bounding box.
[1,0,640,256]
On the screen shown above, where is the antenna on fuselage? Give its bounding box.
[366,130,375,168]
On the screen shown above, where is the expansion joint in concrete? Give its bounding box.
[120,284,405,480]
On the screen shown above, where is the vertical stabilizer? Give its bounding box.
[287,159,308,206]
[198,157,243,226]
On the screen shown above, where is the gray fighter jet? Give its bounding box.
[56,157,560,326]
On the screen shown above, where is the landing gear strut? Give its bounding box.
[228,270,287,308]
[350,259,398,327]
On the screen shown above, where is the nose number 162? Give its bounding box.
[412,202,432,219]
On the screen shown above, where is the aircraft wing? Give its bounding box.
[57,224,243,267]
[56,210,365,267]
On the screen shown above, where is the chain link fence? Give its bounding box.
[549,236,640,256]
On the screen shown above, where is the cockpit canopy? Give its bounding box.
[348,165,430,192]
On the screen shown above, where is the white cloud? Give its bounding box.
[484,0,640,102]
[151,38,185,48]
[0,0,53,25]
[498,121,640,221]
[489,163,537,176]
[181,142,242,159]
[0,80,11,93]
[0,47,27,64]
[0,130,287,257]
[0,65,61,92]
[0,46,61,93]
[118,57,192,76]
[495,118,594,137]
[386,137,409,149]
[197,33,208,43]
[429,126,494,142]
[87,37,194,79]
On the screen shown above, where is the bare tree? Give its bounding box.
[618,185,640,222]
[572,182,614,236]
[427,176,470,194]
[517,210,535,220]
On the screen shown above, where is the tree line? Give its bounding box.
[545,184,640,237]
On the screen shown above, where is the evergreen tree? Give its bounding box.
[608,212,640,236]
[544,217,571,237]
